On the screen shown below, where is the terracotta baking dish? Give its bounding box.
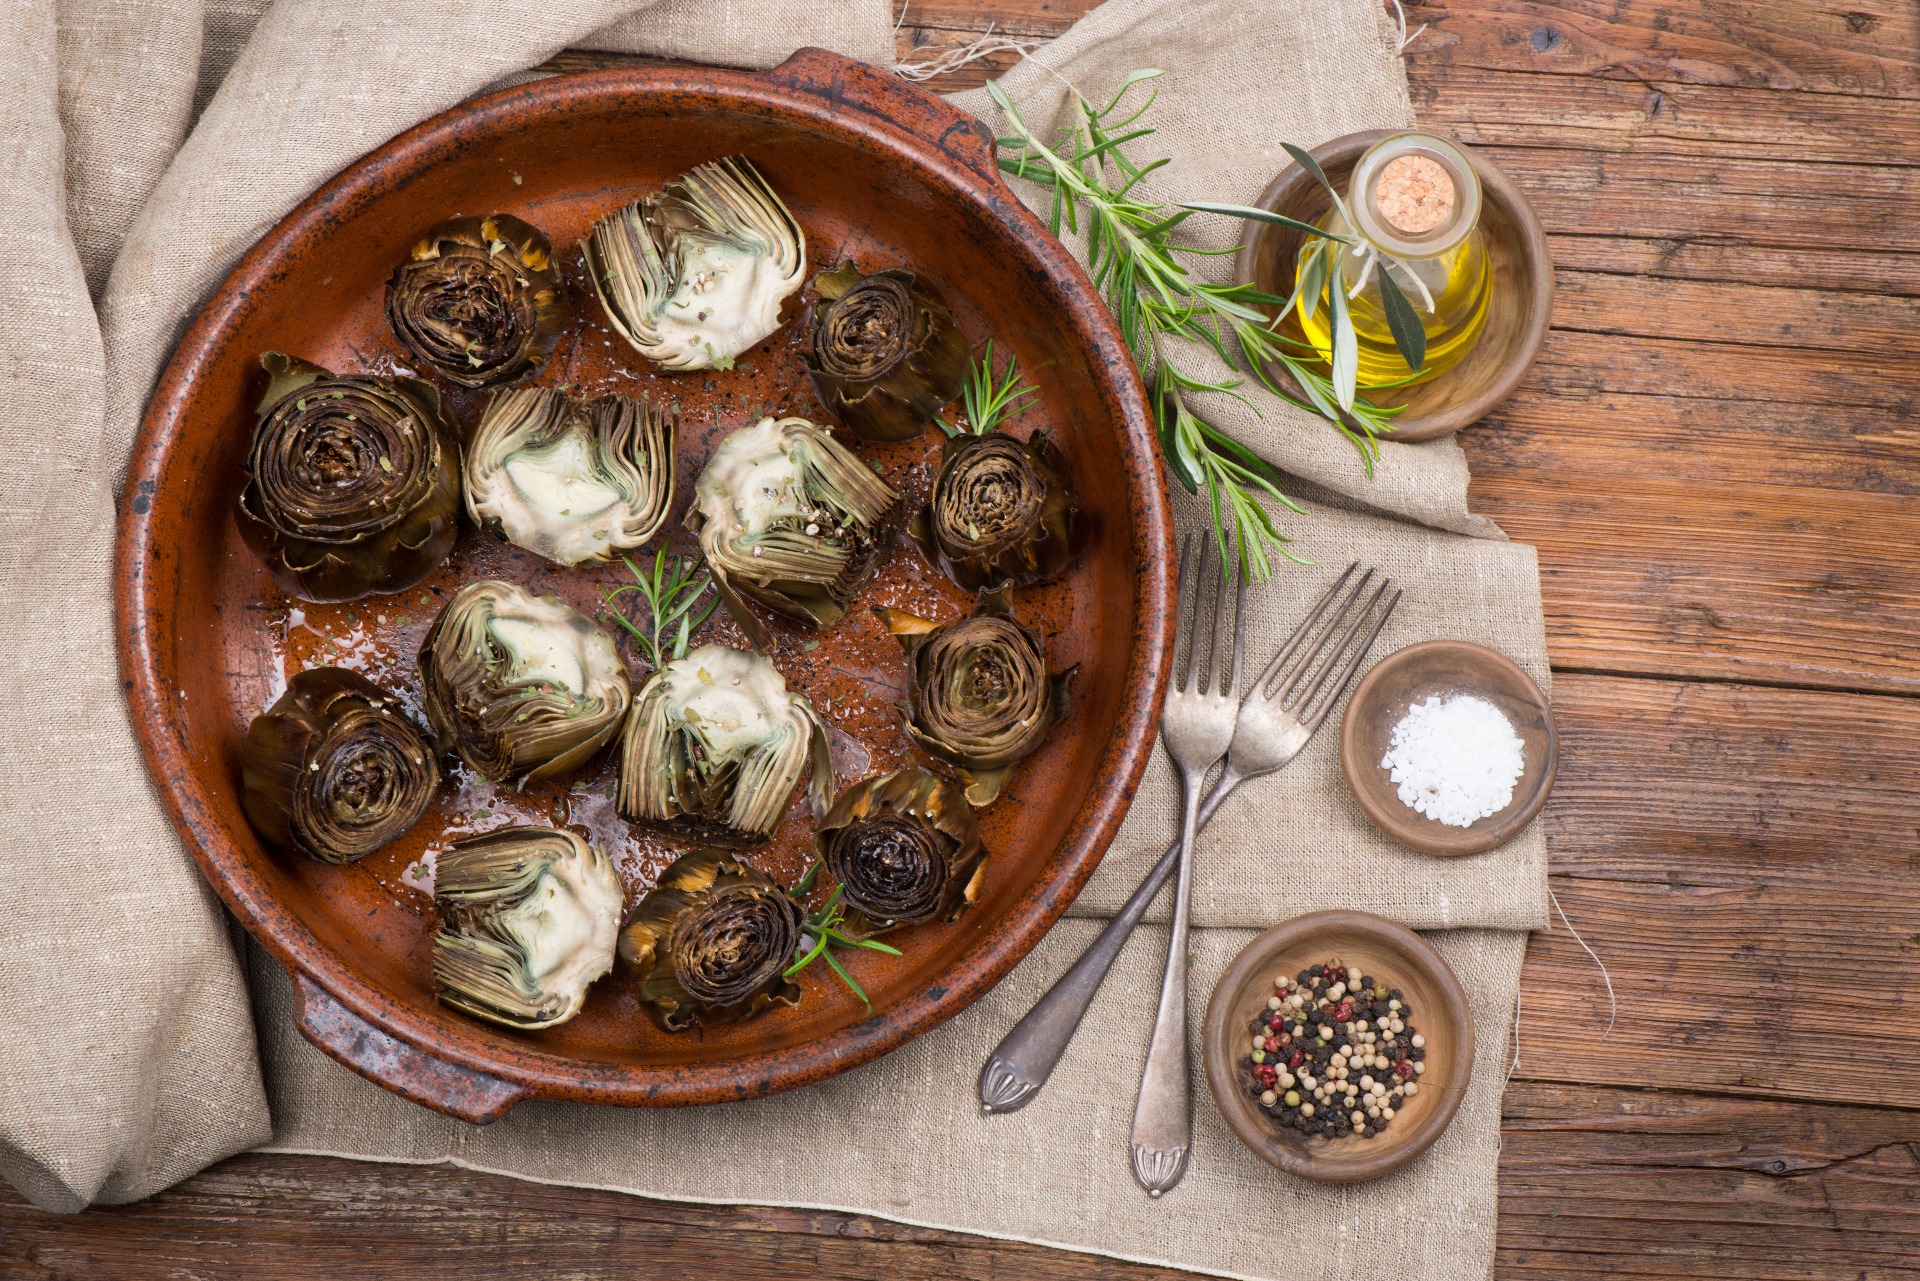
[116,50,1173,1122]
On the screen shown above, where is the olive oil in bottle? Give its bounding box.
[1296,133,1491,386]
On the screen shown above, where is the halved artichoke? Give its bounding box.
[583,157,804,371]
[465,387,675,567]
[237,353,461,603]
[877,588,1076,807]
[618,848,804,1031]
[433,825,621,1031]
[240,667,438,864]
[803,262,970,443]
[386,214,568,388]
[689,415,905,649]
[617,643,832,847]
[912,431,1079,591]
[815,770,986,939]
[419,580,631,786]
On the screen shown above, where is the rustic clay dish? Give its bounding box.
[116,50,1173,1122]
[1339,640,1556,857]
[1235,128,1552,441]
[1203,910,1473,1184]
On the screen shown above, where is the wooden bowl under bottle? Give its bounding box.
[1235,128,1553,442]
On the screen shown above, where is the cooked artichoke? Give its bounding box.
[237,353,461,603]
[433,825,621,1031]
[386,214,568,388]
[803,262,970,443]
[583,157,804,371]
[240,667,438,864]
[465,387,675,567]
[419,580,631,786]
[617,643,831,847]
[912,431,1079,591]
[814,769,986,938]
[877,588,1076,807]
[688,415,904,649]
[618,848,805,1031]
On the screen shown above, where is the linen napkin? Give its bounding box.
[0,3,1547,1279]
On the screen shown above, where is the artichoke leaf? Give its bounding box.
[237,353,462,603]
[878,587,1077,808]
[618,849,804,1031]
[584,157,805,371]
[466,386,676,567]
[240,667,439,864]
[803,261,971,443]
[688,416,905,646]
[433,826,621,1031]
[814,769,987,939]
[617,643,830,846]
[386,213,568,388]
[419,581,632,786]
[911,429,1080,592]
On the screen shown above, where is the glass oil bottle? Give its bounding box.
[1295,133,1491,385]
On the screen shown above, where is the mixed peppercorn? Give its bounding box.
[1240,960,1427,1140]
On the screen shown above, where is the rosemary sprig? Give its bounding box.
[944,339,1039,437]
[988,71,1411,578]
[785,864,903,1008]
[601,547,719,670]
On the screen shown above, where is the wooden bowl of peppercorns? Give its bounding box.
[1202,910,1473,1184]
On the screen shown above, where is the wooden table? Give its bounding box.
[7,3,1917,1276]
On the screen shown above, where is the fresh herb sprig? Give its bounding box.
[785,861,903,1007]
[945,339,1039,437]
[602,547,719,670]
[988,71,1411,577]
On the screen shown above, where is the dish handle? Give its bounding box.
[762,47,1003,189]
[292,972,530,1125]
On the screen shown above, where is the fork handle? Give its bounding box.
[977,765,1243,1116]
[1128,768,1206,1195]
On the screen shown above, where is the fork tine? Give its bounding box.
[1300,583,1402,730]
[1228,544,1248,699]
[1269,566,1377,706]
[1175,532,1199,691]
[1249,562,1360,697]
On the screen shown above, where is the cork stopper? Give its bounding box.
[1373,155,1454,236]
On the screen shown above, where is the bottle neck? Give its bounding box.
[1346,134,1481,262]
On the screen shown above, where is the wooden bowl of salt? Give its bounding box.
[1338,640,1556,857]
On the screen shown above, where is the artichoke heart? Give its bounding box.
[466,386,676,567]
[618,849,804,1031]
[386,214,568,388]
[876,588,1076,807]
[237,352,462,603]
[584,157,804,371]
[804,262,970,443]
[689,415,905,649]
[433,826,622,1031]
[240,667,439,864]
[617,643,832,847]
[815,769,987,939]
[419,580,631,786]
[912,430,1079,591]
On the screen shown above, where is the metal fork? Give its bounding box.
[1129,533,1247,1196]
[978,563,1401,1142]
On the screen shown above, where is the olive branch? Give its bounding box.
[987,70,1418,579]
[784,860,902,1008]
[602,547,719,670]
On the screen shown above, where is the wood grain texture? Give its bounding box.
[9,2,1920,1280]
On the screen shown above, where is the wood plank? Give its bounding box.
[1499,1082,1920,1279]
[1543,234,1919,300]
[0,1153,1194,1281]
[1515,674,1920,1099]
[1549,269,1920,355]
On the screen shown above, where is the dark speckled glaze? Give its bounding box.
[116,50,1173,1121]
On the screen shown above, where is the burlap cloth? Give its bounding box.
[0,1,1548,1277]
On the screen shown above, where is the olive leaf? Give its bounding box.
[1327,254,1359,413]
[1374,263,1429,373]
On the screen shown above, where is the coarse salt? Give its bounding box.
[1380,693,1524,827]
